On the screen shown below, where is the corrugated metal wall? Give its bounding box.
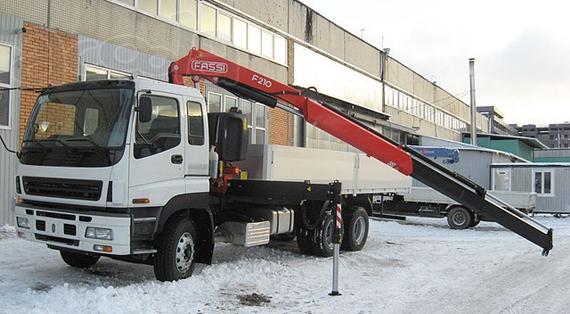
[0,14,23,226]
[511,168,532,192]
[77,35,171,81]
[412,149,494,189]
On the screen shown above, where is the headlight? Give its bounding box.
[16,217,30,229]
[85,227,113,240]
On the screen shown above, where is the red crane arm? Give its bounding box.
[169,48,414,176]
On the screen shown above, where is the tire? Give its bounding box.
[296,228,316,255]
[447,207,473,229]
[154,218,198,282]
[297,213,342,257]
[342,207,369,251]
[60,251,100,268]
[469,214,480,227]
[313,213,342,257]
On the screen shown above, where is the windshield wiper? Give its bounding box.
[23,138,70,147]
[62,138,104,149]
[22,139,46,147]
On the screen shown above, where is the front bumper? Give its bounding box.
[14,205,132,255]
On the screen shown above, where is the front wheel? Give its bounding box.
[447,207,473,229]
[60,251,100,268]
[154,218,198,281]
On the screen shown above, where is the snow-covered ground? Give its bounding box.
[1,217,569,314]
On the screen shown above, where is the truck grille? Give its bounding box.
[36,220,46,231]
[22,177,103,201]
[63,224,77,236]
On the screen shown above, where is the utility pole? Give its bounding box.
[469,58,477,145]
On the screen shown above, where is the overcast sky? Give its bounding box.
[301,0,570,125]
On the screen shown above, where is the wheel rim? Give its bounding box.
[176,232,194,273]
[352,216,366,244]
[452,211,467,226]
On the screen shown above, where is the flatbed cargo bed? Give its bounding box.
[237,144,412,196]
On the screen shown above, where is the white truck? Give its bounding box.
[9,49,553,282]
[11,78,410,281]
[379,146,538,229]
[380,187,537,229]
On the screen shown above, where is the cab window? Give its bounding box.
[134,95,180,159]
[187,101,204,145]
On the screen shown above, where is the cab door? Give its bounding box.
[129,92,186,207]
[184,98,210,194]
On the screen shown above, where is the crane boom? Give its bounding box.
[169,48,553,254]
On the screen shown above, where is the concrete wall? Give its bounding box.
[384,106,460,140]
[0,0,48,26]
[286,0,380,77]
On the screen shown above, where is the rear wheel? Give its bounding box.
[297,212,342,257]
[342,207,369,251]
[447,207,472,229]
[154,218,198,281]
[296,228,315,255]
[312,213,342,257]
[60,251,100,268]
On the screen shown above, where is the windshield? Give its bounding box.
[21,87,134,167]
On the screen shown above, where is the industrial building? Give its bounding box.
[0,0,491,225]
[515,123,570,148]
[477,106,518,135]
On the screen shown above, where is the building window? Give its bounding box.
[116,0,134,5]
[238,99,252,128]
[159,0,177,21]
[274,35,287,64]
[233,18,248,50]
[84,64,130,81]
[533,170,554,196]
[207,90,266,144]
[180,0,197,29]
[0,44,12,127]
[224,95,237,109]
[114,0,287,65]
[254,103,267,144]
[261,30,274,59]
[199,2,216,37]
[139,0,158,15]
[207,92,222,112]
[217,12,232,42]
[247,24,262,55]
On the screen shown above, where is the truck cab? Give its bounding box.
[14,79,216,276]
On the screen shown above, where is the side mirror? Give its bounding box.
[138,97,153,123]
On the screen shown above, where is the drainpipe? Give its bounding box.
[469,58,477,145]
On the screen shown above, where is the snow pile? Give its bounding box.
[0,224,15,240]
[1,217,569,313]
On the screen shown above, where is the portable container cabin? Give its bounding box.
[491,163,570,214]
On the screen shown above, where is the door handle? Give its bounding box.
[171,154,183,164]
